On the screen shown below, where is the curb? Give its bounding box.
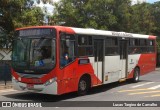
[0,85,13,90]
[0,82,13,90]
[156,68,160,71]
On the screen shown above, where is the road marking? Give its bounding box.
[118,88,149,92]
[148,94,160,97]
[148,85,160,90]
[0,89,17,93]
[131,82,154,88]
[129,90,160,95]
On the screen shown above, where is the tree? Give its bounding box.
[111,0,132,32]
[0,0,23,48]
[150,1,160,36]
[0,0,49,48]
[129,3,155,34]
[53,0,159,35]
[13,7,44,28]
[53,0,118,30]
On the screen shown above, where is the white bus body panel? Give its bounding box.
[95,62,103,81]
[12,78,58,95]
[89,57,103,83]
[104,56,120,83]
[128,54,141,73]
[89,54,141,85]
[120,59,126,78]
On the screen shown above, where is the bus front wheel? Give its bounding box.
[78,76,90,95]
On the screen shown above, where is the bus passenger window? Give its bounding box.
[131,48,138,54]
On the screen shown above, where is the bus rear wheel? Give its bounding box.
[132,67,140,83]
[78,76,90,95]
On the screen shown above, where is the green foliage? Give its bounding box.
[1,0,160,48]
[129,3,155,34]
[111,0,132,31]
[53,0,159,35]
[0,0,45,48]
[53,0,118,30]
[150,2,160,36]
[0,0,53,31]
[13,7,44,28]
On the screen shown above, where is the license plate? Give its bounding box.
[27,84,34,89]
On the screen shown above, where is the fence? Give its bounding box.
[0,49,12,85]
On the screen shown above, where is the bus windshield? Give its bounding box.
[12,35,56,74]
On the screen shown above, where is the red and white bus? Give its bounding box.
[11,26,157,95]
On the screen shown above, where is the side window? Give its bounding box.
[148,40,155,53]
[129,39,135,46]
[60,34,76,68]
[140,39,148,53]
[148,40,154,46]
[129,38,155,54]
[140,39,147,46]
[135,39,140,46]
[78,35,93,57]
[129,39,140,54]
[105,37,118,56]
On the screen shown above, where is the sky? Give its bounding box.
[132,0,160,4]
[147,0,160,3]
[35,1,55,15]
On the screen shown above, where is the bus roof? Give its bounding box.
[71,27,156,39]
[16,26,156,39]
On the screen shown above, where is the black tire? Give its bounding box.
[132,67,140,83]
[78,76,90,95]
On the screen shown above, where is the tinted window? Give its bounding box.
[129,38,155,54]
[78,35,93,56]
[78,35,92,45]
[105,37,119,55]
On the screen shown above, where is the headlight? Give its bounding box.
[12,76,18,83]
[18,77,21,81]
[12,76,15,80]
[44,77,57,86]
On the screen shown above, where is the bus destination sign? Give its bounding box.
[18,28,56,37]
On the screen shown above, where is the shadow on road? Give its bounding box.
[2,79,155,102]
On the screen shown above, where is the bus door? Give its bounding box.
[119,40,128,79]
[94,39,104,83]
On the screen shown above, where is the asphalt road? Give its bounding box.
[0,69,160,110]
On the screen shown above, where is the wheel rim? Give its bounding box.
[79,80,87,91]
[135,69,139,81]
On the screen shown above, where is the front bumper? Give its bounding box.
[12,78,57,95]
